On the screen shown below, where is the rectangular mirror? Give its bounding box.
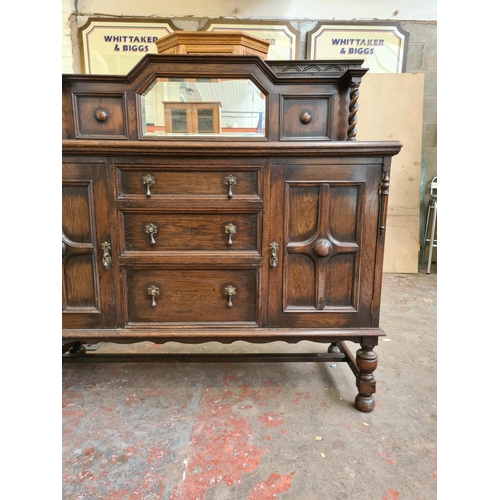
[141,78,266,137]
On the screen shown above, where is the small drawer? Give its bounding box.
[118,168,259,199]
[280,95,332,141]
[73,93,127,139]
[125,269,258,324]
[122,212,259,252]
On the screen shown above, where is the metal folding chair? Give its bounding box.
[423,176,437,274]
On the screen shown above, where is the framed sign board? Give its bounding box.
[307,22,408,73]
[80,19,177,74]
[203,20,300,60]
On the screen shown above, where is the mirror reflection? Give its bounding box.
[141,78,266,137]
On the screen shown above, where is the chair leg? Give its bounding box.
[426,200,437,274]
[421,201,433,264]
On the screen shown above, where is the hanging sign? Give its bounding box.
[307,23,408,73]
[80,19,176,74]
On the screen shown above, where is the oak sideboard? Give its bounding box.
[62,54,401,412]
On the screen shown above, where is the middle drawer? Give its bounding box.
[121,211,260,253]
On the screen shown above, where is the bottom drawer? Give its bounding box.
[125,268,258,325]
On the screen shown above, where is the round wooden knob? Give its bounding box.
[300,112,312,124]
[95,109,108,122]
[313,239,333,257]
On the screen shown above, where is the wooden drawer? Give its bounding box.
[122,212,259,252]
[118,168,259,199]
[73,93,127,139]
[125,269,258,324]
[280,95,332,141]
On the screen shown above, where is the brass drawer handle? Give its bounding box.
[145,223,158,246]
[225,223,236,246]
[143,174,156,198]
[101,241,111,269]
[224,175,237,199]
[225,285,236,308]
[148,285,159,308]
[269,242,279,268]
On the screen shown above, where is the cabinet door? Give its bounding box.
[62,161,115,328]
[267,160,380,329]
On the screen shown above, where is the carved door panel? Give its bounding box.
[268,160,381,329]
[62,161,115,328]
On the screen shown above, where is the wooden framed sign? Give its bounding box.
[80,19,177,74]
[203,20,300,60]
[307,22,409,73]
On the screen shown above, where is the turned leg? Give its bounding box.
[327,343,341,355]
[354,344,378,412]
[328,342,342,354]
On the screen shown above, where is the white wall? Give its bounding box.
[63,1,437,72]
[62,0,76,73]
[75,0,437,21]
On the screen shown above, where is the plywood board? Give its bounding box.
[356,73,425,273]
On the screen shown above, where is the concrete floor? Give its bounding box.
[62,266,437,499]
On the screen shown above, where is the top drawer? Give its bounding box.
[117,167,261,200]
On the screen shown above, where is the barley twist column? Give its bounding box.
[348,81,360,141]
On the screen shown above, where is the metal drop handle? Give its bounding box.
[148,285,159,308]
[225,285,236,308]
[101,241,111,269]
[269,242,279,268]
[145,223,158,246]
[225,223,236,246]
[143,174,156,198]
[224,175,237,199]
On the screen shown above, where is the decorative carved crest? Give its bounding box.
[271,63,352,74]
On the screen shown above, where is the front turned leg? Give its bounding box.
[354,344,378,412]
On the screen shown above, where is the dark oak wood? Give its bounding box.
[62,160,116,329]
[61,328,382,345]
[72,94,127,139]
[122,212,260,252]
[62,53,401,411]
[267,159,379,329]
[62,352,347,363]
[125,268,258,325]
[118,167,260,198]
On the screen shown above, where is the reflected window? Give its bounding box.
[141,78,266,137]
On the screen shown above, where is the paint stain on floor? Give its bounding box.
[63,368,299,499]
[256,412,285,428]
[168,386,264,498]
[383,488,399,500]
[169,374,295,499]
[247,471,297,499]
